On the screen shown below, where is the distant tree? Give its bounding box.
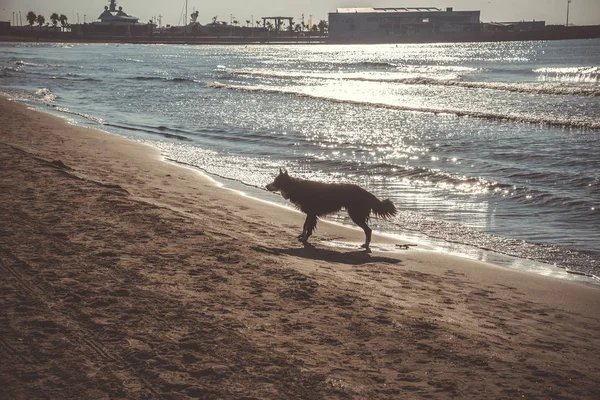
[59,14,68,32]
[246,20,250,27]
[256,20,261,27]
[26,11,37,31]
[318,19,328,35]
[212,15,218,24]
[50,13,59,31]
[36,14,46,31]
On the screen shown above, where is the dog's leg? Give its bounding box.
[360,225,372,251]
[349,210,372,250]
[299,214,318,242]
[298,217,309,240]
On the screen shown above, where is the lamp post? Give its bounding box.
[84,14,86,24]
[566,0,572,27]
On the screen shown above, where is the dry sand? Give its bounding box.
[0,96,599,399]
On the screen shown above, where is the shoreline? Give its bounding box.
[1,96,599,398]
[11,93,596,285]
[2,24,600,45]
[171,159,598,286]
[22,95,597,285]
[5,92,600,284]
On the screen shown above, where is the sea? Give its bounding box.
[1,39,598,282]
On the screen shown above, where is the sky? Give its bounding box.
[1,0,599,27]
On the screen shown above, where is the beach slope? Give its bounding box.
[0,97,599,399]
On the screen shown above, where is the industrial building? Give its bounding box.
[328,7,481,41]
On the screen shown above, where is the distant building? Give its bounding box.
[328,7,481,41]
[483,21,546,32]
[0,21,10,35]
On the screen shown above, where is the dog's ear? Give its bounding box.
[279,167,284,175]
[284,169,288,176]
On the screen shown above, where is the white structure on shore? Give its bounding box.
[328,7,481,40]
[96,0,142,25]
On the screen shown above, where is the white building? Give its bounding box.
[328,7,481,41]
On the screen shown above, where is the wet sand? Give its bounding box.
[1,96,599,399]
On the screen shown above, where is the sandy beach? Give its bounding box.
[0,96,599,399]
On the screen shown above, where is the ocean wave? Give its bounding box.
[308,158,599,214]
[52,106,105,124]
[534,66,599,83]
[352,61,397,68]
[398,77,600,96]
[224,68,599,96]
[13,60,64,68]
[104,123,190,141]
[35,88,56,104]
[118,57,144,63]
[208,81,600,131]
[50,76,103,82]
[130,76,201,84]
[51,43,74,48]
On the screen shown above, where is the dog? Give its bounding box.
[266,169,397,250]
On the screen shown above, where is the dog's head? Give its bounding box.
[266,168,294,199]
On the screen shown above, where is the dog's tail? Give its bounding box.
[372,199,397,219]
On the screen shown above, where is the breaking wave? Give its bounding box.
[118,57,144,63]
[13,60,64,68]
[208,81,600,130]
[35,88,56,104]
[51,106,105,124]
[130,76,201,83]
[224,68,600,97]
[534,66,599,83]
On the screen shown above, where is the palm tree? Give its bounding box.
[26,11,37,31]
[246,20,250,27]
[50,13,59,31]
[59,14,68,32]
[36,14,46,31]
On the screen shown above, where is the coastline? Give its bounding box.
[1,96,599,398]
[2,24,600,46]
